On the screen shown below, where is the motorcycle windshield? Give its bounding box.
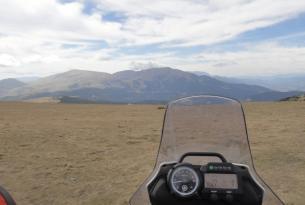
[130,96,284,205]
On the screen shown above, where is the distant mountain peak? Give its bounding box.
[59,69,110,75]
[0,67,301,103]
[0,78,26,97]
[115,67,177,74]
[0,78,25,88]
[191,71,210,76]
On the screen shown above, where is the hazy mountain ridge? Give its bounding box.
[0,78,26,97]
[249,91,304,102]
[6,70,112,97]
[0,68,303,103]
[214,74,305,92]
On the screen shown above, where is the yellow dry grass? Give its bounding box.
[0,102,304,205]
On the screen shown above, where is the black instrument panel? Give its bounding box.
[148,162,264,205]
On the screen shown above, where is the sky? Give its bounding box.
[1,0,305,79]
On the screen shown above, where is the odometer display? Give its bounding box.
[169,166,200,197]
[204,173,238,189]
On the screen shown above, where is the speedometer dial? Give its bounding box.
[168,165,200,197]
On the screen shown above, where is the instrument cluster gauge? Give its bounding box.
[168,165,200,197]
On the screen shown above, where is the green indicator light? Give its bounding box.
[209,166,213,170]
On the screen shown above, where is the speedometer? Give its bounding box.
[168,165,200,197]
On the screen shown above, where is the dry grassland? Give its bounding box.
[0,102,304,205]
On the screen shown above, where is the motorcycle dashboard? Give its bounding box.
[167,162,244,199]
[147,161,264,204]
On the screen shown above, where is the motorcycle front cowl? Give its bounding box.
[129,95,284,205]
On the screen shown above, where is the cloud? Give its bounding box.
[0,0,126,44]
[0,54,21,67]
[129,62,163,71]
[0,0,305,78]
[95,0,305,46]
[187,42,305,76]
[2,0,305,47]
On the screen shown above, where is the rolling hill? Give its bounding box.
[0,68,303,103]
[0,78,26,97]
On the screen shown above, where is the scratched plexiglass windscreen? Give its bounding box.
[130,96,284,205]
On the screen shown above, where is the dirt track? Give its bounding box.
[0,102,304,205]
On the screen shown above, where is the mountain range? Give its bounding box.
[0,67,303,103]
[213,74,305,92]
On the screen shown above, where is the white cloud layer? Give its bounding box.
[0,0,305,78]
[96,0,305,46]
